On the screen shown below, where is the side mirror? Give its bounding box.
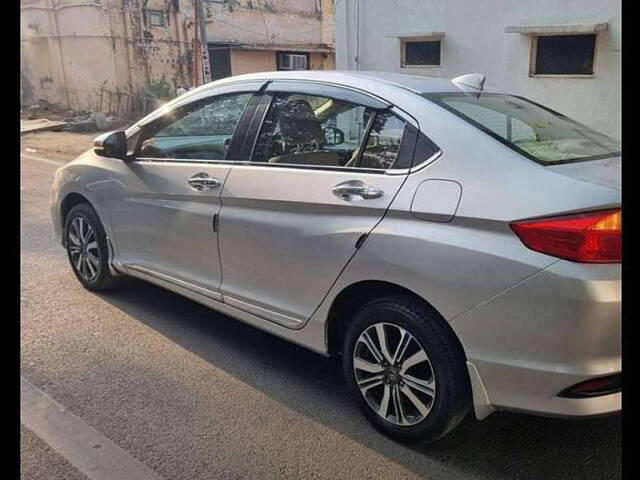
[323,126,345,146]
[94,130,128,160]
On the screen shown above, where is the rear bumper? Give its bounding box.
[468,359,621,418]
[452,260,621,419]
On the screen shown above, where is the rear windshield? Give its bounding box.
[423,92,621,165]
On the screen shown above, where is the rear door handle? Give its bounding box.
[188,172,221,191]
[332,180,384,201]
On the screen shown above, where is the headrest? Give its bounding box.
[278,98,324,145]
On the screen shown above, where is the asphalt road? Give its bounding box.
[20,146,621,480]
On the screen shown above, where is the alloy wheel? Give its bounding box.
[353,322,436,426]
[67,216,100,282]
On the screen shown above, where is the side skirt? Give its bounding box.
[120,264,329,356]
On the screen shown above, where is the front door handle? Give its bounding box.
[188,172,221,191]
[332,180,384,201]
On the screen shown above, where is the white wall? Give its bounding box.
[335,0,621,139]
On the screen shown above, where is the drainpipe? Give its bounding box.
[194,0,211,84]
[192,0,199,86]
[172,2,185,85]
[138,0,151,85]
[120,0,135,96]
[106,4,124,103]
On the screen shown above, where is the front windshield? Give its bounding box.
[424,92,621,165]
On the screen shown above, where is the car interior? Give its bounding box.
[253,94,371,167]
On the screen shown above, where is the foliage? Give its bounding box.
[140,75,174,100]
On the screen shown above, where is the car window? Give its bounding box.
[138,93,252,160]
[252,93,405,170]
[359,111,406,170]
[424,93,621,165]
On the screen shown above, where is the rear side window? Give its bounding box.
[252,92,408,171]
[360,112,406,169]
[425,93,620,165]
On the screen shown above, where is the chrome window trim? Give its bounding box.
[125,154,445,174]
[129,157,236,165]
[387,149,443,176]
[128,139,441,173]
[229,161,387,175]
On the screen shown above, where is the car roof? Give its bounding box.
[204,70,465,95]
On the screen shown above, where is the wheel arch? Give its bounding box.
[60,192,94,245]
[325,280,468,360]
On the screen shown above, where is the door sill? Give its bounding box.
[123,264,305,329]
[124,264,223,302]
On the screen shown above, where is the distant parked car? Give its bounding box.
[51,71,621,444]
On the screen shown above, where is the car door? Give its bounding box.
[108,83,262,296]
[218,82,419,327]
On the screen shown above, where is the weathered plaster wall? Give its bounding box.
[21,0,193,112]
[21,0,335,113]
[320,0,335,47]
[202,0,325,46]
[310,51,334,70]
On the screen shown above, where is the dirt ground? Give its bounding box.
[21,131,103,163]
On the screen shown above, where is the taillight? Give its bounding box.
[510,209,621,263]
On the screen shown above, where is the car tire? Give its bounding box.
[64,203,119,292]
[342,294,471,444]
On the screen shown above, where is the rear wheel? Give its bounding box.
[343,294,471,444]
[64,203,118,291]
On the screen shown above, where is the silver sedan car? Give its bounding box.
[50,71,621,444]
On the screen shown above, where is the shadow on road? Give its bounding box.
[98,277,621,480]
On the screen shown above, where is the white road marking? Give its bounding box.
[21,153,66,167]
[21,376,163,480]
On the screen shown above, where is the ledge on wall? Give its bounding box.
[387,31,445,39]
[504,23,608,35]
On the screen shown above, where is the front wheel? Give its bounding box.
[343,294,471,444]
[64,203,118,291]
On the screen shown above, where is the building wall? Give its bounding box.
[21,0,336,113]
[21,0,192,112]
[202,0,335,77]
[310,51,335,70]
[230,49,333,76]
[230,50,276,75]
[335,0,621,139]
[202,0,325,46]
